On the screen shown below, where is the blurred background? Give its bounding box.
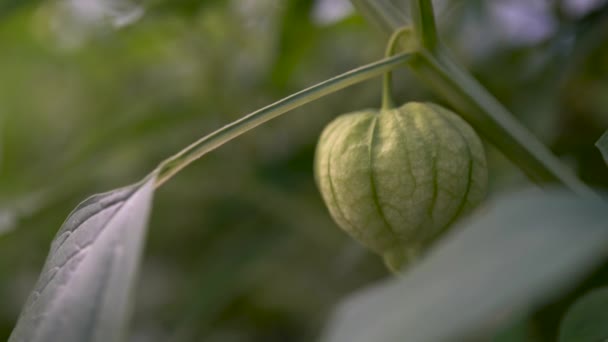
[0,0,607,340]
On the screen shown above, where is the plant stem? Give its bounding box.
[352,0,597,198]
[154,52,414,188]
[410,0,438,51]
[407,49,598,198]
[382,27,415,110]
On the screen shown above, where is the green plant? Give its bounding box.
[558,287,608,342]
[5,0,608,341]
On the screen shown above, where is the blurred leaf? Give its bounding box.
[596,130,608,167]
[322,188,608,342]
[350,0,408,35]
[492,316,539,342]
[270,0,318,88]
[9,175,156,342]
[0,115,2,175]
[0,0,39,18]
[558,287,608,342]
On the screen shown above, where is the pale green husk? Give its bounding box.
[314,102,487,271]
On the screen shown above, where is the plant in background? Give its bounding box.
[5,0,608,341]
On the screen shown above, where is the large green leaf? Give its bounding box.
[322,189,608,342]
[558,287,608,342]
[596,130,608,167]
[9,175,156,342]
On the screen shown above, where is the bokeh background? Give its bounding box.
[0,0,607,340]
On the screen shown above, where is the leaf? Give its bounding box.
[596,130,608,167]
[9,175,157,342]
[322,188,608,342]
[558,287,608,342]
[270,0,319,89]
[492,317,539,342]
[350,0,409,35]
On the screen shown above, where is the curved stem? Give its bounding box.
[382,27,414,110]
[154,52,414,188]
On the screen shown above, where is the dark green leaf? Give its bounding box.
[9,176,156,342]
[558,287,608,342]
[0,0,40,19]
[322,189,608,342]
[270,0,319,88]
[596,130,608,167]
[492,316,539,342]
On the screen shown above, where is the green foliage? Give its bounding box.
[0,0,607,341]
[558,287,608,342]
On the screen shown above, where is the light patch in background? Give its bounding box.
[32,0,144,51]
[67,0,144,28]
[490,0,557,45]
[563,0,607,17]
[234,0,278,34]
[313,0,354,25]
[0,209,16,235]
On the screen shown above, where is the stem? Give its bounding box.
[410,0,439,51]
[154,52,414,188]
[407,49,598,199]
[382,27,414,110]
[350,0,598,198]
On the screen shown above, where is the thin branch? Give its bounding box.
[154,52,414,187]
